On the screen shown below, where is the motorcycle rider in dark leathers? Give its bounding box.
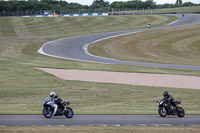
[163,91,176,112]
[50,92,65,113]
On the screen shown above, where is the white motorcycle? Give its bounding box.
[43,98,74,118]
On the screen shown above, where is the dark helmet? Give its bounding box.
[163,91,169,97]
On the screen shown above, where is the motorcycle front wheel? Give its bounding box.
[177,107,185,117]
[158,107,167,117]
[43,107,53,118]
[64,107,74,118]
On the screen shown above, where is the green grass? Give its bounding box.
[2,80,200,115]
[0,41,200,114]
[1,126,200,133]
[125,6,200,14]
[1,54,200,115]
[89,23,200,66]
[152,6,200,14]
[0,15,200,115]
[0,15,178,40]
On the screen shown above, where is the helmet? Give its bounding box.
[163,91,169,98]
[50,92,56,99]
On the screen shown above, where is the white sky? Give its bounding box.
[66,0,200,5]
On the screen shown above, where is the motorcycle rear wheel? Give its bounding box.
[177,107,185,117]
[158,108,167,117]
[64,107,74,118]
[43,107,53,118]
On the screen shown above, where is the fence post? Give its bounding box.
[112,8,113,15]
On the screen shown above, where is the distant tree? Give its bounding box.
[110,1,127,8]
[66,3,83,9]
[92,0,109,7]
[127,0,142,9]
[144,0,156,9]
[182,2,196,7]
[0,0,199,14]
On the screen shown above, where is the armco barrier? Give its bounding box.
[22,13,109,17]
[62,13,108,17]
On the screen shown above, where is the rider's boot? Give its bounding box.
[61,108,66,114]
[61,103,66,114]
[170,106,175,114]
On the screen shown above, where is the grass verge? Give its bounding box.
[125,6,200,14]
[1,60,200,114]
[89,24,200,66]
[0,15,178,40]
[1,126,200,133]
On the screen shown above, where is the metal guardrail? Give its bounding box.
[18,13,109,17]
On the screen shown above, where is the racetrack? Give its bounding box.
[2,14,200,127]
[1,115,200,126]
[39,14,200,70]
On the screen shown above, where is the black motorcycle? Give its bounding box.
[157,98,185,117]
[43,98,74,118]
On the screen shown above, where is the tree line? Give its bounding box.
[0,0,199,13]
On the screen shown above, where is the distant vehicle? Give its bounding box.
[43,98,74,118]
[157,98,185,117]
[148,24,151,28]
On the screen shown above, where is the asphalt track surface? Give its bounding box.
[1,115,200,126]
[39,14,200,70]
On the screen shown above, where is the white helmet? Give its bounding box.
[50,92,56,99]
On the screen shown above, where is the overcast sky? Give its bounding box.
[66,0,200,5]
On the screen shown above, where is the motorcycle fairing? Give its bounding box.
[46,100,58,116]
